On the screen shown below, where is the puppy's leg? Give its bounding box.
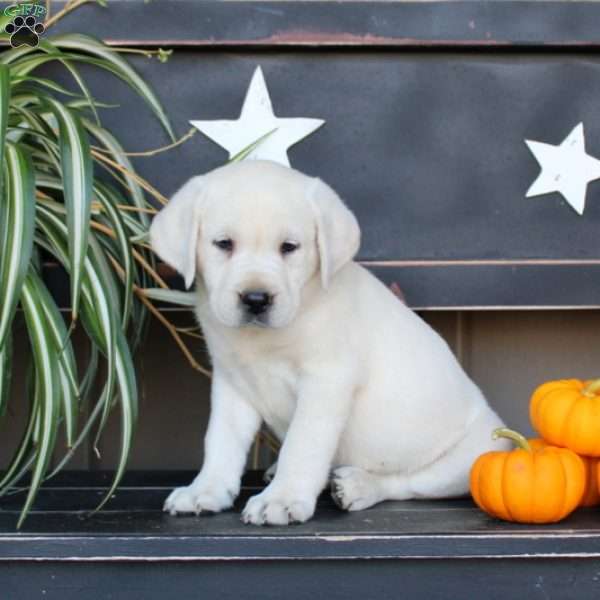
[331,461,463,511]
[164,370,261,515]
[332,407,509,511]
[242,375,353,526]
[263,461,278,483]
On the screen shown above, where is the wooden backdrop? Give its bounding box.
[3,0,600,470]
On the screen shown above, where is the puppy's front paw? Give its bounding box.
[331,466,383,511]
[242,489,315,526]
[163,483,235,516]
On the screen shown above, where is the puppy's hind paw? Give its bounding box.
[331,466,383,512]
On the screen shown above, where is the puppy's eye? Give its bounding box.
[213,238,234,252]
[280,241,300,255]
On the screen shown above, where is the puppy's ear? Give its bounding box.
[307,178,361,289]
[150,176,206,289]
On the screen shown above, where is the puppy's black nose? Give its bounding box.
[240,290,273,315]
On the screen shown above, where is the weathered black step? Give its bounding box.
[1,472,599,599]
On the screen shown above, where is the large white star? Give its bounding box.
[190,66,325,167]
[525,123,600,215]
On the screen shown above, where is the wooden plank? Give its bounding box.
[370,264,600,309]
[2,560,599,600]
[42,262,600,311]
[1,472,600,560]
[3,479,600,598]
[45,0,600,48]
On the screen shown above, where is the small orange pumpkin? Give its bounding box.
[530,379,600,457]
[529,438,600,507]
[470,428,585,523]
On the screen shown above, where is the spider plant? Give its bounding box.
[0,12,208,527]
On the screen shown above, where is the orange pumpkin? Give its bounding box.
[529,438,600,507]
[530,379,600,457]
[470,428,585,523]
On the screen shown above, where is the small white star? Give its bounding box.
[525,123,600,215]
[190,66,325,167]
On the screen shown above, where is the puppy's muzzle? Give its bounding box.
[239,290,274,316]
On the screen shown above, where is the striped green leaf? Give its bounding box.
[0,330,11,418]
[43,99,93,320]
[129,230,149,244]
[0,363,38,492]
[8,54,63,77]
[34,211,136,509]
[93,323,138,512]
[49,35,175,141]
[37,207,119,455]
[47,381,107,479]
[36,207,116,383]
[84,120,149,226]
[79,343,99,403]
[0,64,10,193]
[142,288,197,307]
[0,43,37,65]
[95,183,135,327]
[86,236,120,450]
[127,291,150,355]
[38,40,100,125]
[9,105,63,181]
[19,272,61,528]
[68,99,119,111]
[30,269,79,447]
[10,108,62,176]
[88,232,122,323]
[74,269,137,510]
[11,75,80,98]
[0,144,36,349]
[0,14,185,526]
[0,182,7,348]
[229,128,277,163]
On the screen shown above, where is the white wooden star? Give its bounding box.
[190,66,325,167]
[525,123,600,215]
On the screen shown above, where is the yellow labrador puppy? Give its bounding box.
[150,160,508,526]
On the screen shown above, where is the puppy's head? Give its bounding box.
[150,160,360,329]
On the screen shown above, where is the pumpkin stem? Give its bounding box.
[492,427,532,452]
[583,378,600,396]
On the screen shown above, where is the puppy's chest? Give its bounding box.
[224,353,298,437]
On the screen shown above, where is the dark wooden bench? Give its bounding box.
[2,471,600,599]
